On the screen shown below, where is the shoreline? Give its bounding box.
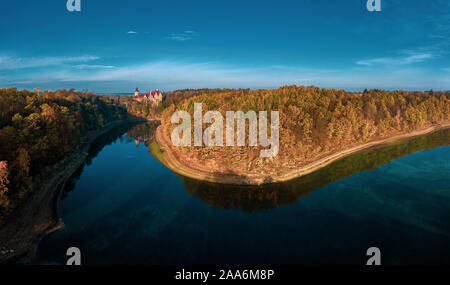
[0,118,146,264]
[156,121,450,185]
[2,118,449,263]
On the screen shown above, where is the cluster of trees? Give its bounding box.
[1,85,449,217]
[0,88,127,219]
[123,89,243,119]
[125,99,163,119]
[163,88,247,107]
[161,85,450,177]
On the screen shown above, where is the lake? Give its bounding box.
[33,122,450,265]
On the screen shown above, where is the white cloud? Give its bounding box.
[0,55,98,70]
[60,61,322,87]
[166,31,196,41]
[2,59,449,92]
[127,31,138,34]
[74,64,116,69]
[357,53,434,66]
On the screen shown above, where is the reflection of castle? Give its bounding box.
[133,88,162,106]
[127,121,161,146]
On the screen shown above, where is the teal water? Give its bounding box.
[33,123,450,264]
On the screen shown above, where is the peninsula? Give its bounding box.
[156,86,450,185]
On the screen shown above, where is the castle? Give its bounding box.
[133,88,162,106]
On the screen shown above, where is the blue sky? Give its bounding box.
[0,0,449,92]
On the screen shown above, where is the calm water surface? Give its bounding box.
[33,123,450,264]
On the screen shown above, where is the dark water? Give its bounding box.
[33,123,450,265]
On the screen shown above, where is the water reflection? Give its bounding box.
[34,122,450,265]
[127,123,450,212]
[126,120,160,146]
[61,122,147,200]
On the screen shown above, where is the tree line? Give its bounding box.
[161,85,450,178]
[0,88,128,219]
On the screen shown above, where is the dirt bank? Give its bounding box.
[156,121,450,185]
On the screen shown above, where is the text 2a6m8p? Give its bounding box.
[219,270,275,280]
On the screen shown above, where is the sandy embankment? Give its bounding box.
[156,121,450,185]
[0,118,146,264]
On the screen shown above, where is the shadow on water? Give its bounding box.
[171,129,450,212]
[60,122,148,200]
[77,122,450,213]
[34,122,450,265]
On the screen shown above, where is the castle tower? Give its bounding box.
[154,89,162,105]
[134,88,139,97]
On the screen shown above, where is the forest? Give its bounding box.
[122,88,240,119]
[119,95,162,119]
[160,85,450,179]
[0,88,128,220]
[1,85,450,219]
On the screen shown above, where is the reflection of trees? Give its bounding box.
[61,122,142,200]
[60,122,450,212]
[181,128,450,212]
[62,121,160,199]
[125,121,160,145]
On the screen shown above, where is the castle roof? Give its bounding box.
[133,90,162,101]
[150,90,162,97]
